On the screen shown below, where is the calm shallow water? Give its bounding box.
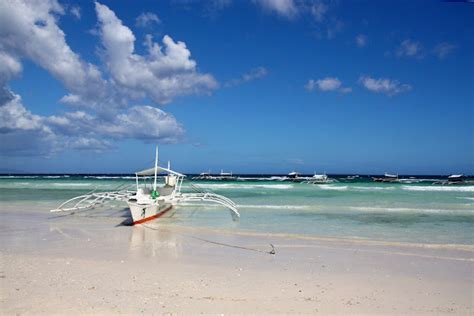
[0,175,473,245]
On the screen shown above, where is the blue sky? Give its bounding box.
[0,0,472,174]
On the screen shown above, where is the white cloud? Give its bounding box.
[95,2,218,105]
[135,12,161,28]
[0,0,108,110]
[0,90,47,133]
[355,34,367,48]
[0,1,216,156]
[0,52,22,85]
[433,42,457,59]
[70,6,81,19]
[254,0,298,18]
[0,89,61,157]
[308,0,343,39]
[310,0,328,22]
[47,105,185,144]
[396,39,424,59]
[305,77,351,93]
[0,86,186,156]
[359,75,411,96]
[225,67,268,87]
[253,0,342,39]
[0,1,218,110]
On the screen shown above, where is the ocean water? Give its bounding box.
[0,175,473,245]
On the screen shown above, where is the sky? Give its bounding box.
[0,0,473,175]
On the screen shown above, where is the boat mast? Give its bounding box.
[153,146,158,192]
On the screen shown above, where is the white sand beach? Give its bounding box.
[1,208,473,315]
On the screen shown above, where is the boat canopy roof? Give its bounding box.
[136,166,184,177]
[313,174,327,179]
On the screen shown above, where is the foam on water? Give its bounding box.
[349,206,473,214]
[352,186,396,191]
[1,176,473,245]
[316,184,348,191]
[238,204,312,210]
[188,183,294,190]
[402,185,474,192]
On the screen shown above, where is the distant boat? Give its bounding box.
[303,173,339,184]
[217,170,236,181]
[193,170,236,181]
[192,170,213,180]
[346,175,359,180]
[372,173,399,183]
[287,171,300,178]
[286,171,302,182]
[432,174,466,185]
[447,174,465,184]
[310,173,328,183]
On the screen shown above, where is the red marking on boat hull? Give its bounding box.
[133,205,173,225]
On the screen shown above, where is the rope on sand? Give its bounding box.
[142,224,276,255]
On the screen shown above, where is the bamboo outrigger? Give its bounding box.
[51,147,240,225]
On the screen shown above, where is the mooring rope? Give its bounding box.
[142,224,275,255]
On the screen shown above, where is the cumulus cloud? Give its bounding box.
[305,77,351,93]
[433,42,457,59]
[0,52,22,85]
[135,12,161,28]
[0,0,109,111]
[0,0,217,109]
[355,34,367,48]
[396,39,424,59]
[254,0,298,18]
[359,75,411,96]
[47,106,185,144]
[225,67,268,87]
[95,2,218,105]
[0,89,61,156]
[0,86,186,156]
[0,1,213,156]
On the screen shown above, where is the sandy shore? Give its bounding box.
[1,209,473,315]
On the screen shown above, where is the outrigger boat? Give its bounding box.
[447,174,464,184]
[51,147,240,225]
[304,173,330,184]
[433,174,466,185]
[286,171,301,182]
[372,173,399,183]
[192,170,213,180]
[192,170,236,181]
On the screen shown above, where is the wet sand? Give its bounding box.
[1,209,473,315]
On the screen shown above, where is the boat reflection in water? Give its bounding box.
[129,224,183,260]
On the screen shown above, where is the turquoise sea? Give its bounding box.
[0,175,473,245]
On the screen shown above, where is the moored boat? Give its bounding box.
[51,147,240,225]
[372,173,399,183]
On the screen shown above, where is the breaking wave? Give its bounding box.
[402,186,474,192]
[188,183,294,190]
[316,185,348,191]
[349,206,473,214]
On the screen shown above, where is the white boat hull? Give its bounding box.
[127,200,174,225]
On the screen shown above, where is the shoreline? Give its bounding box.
[1,212,473,315]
